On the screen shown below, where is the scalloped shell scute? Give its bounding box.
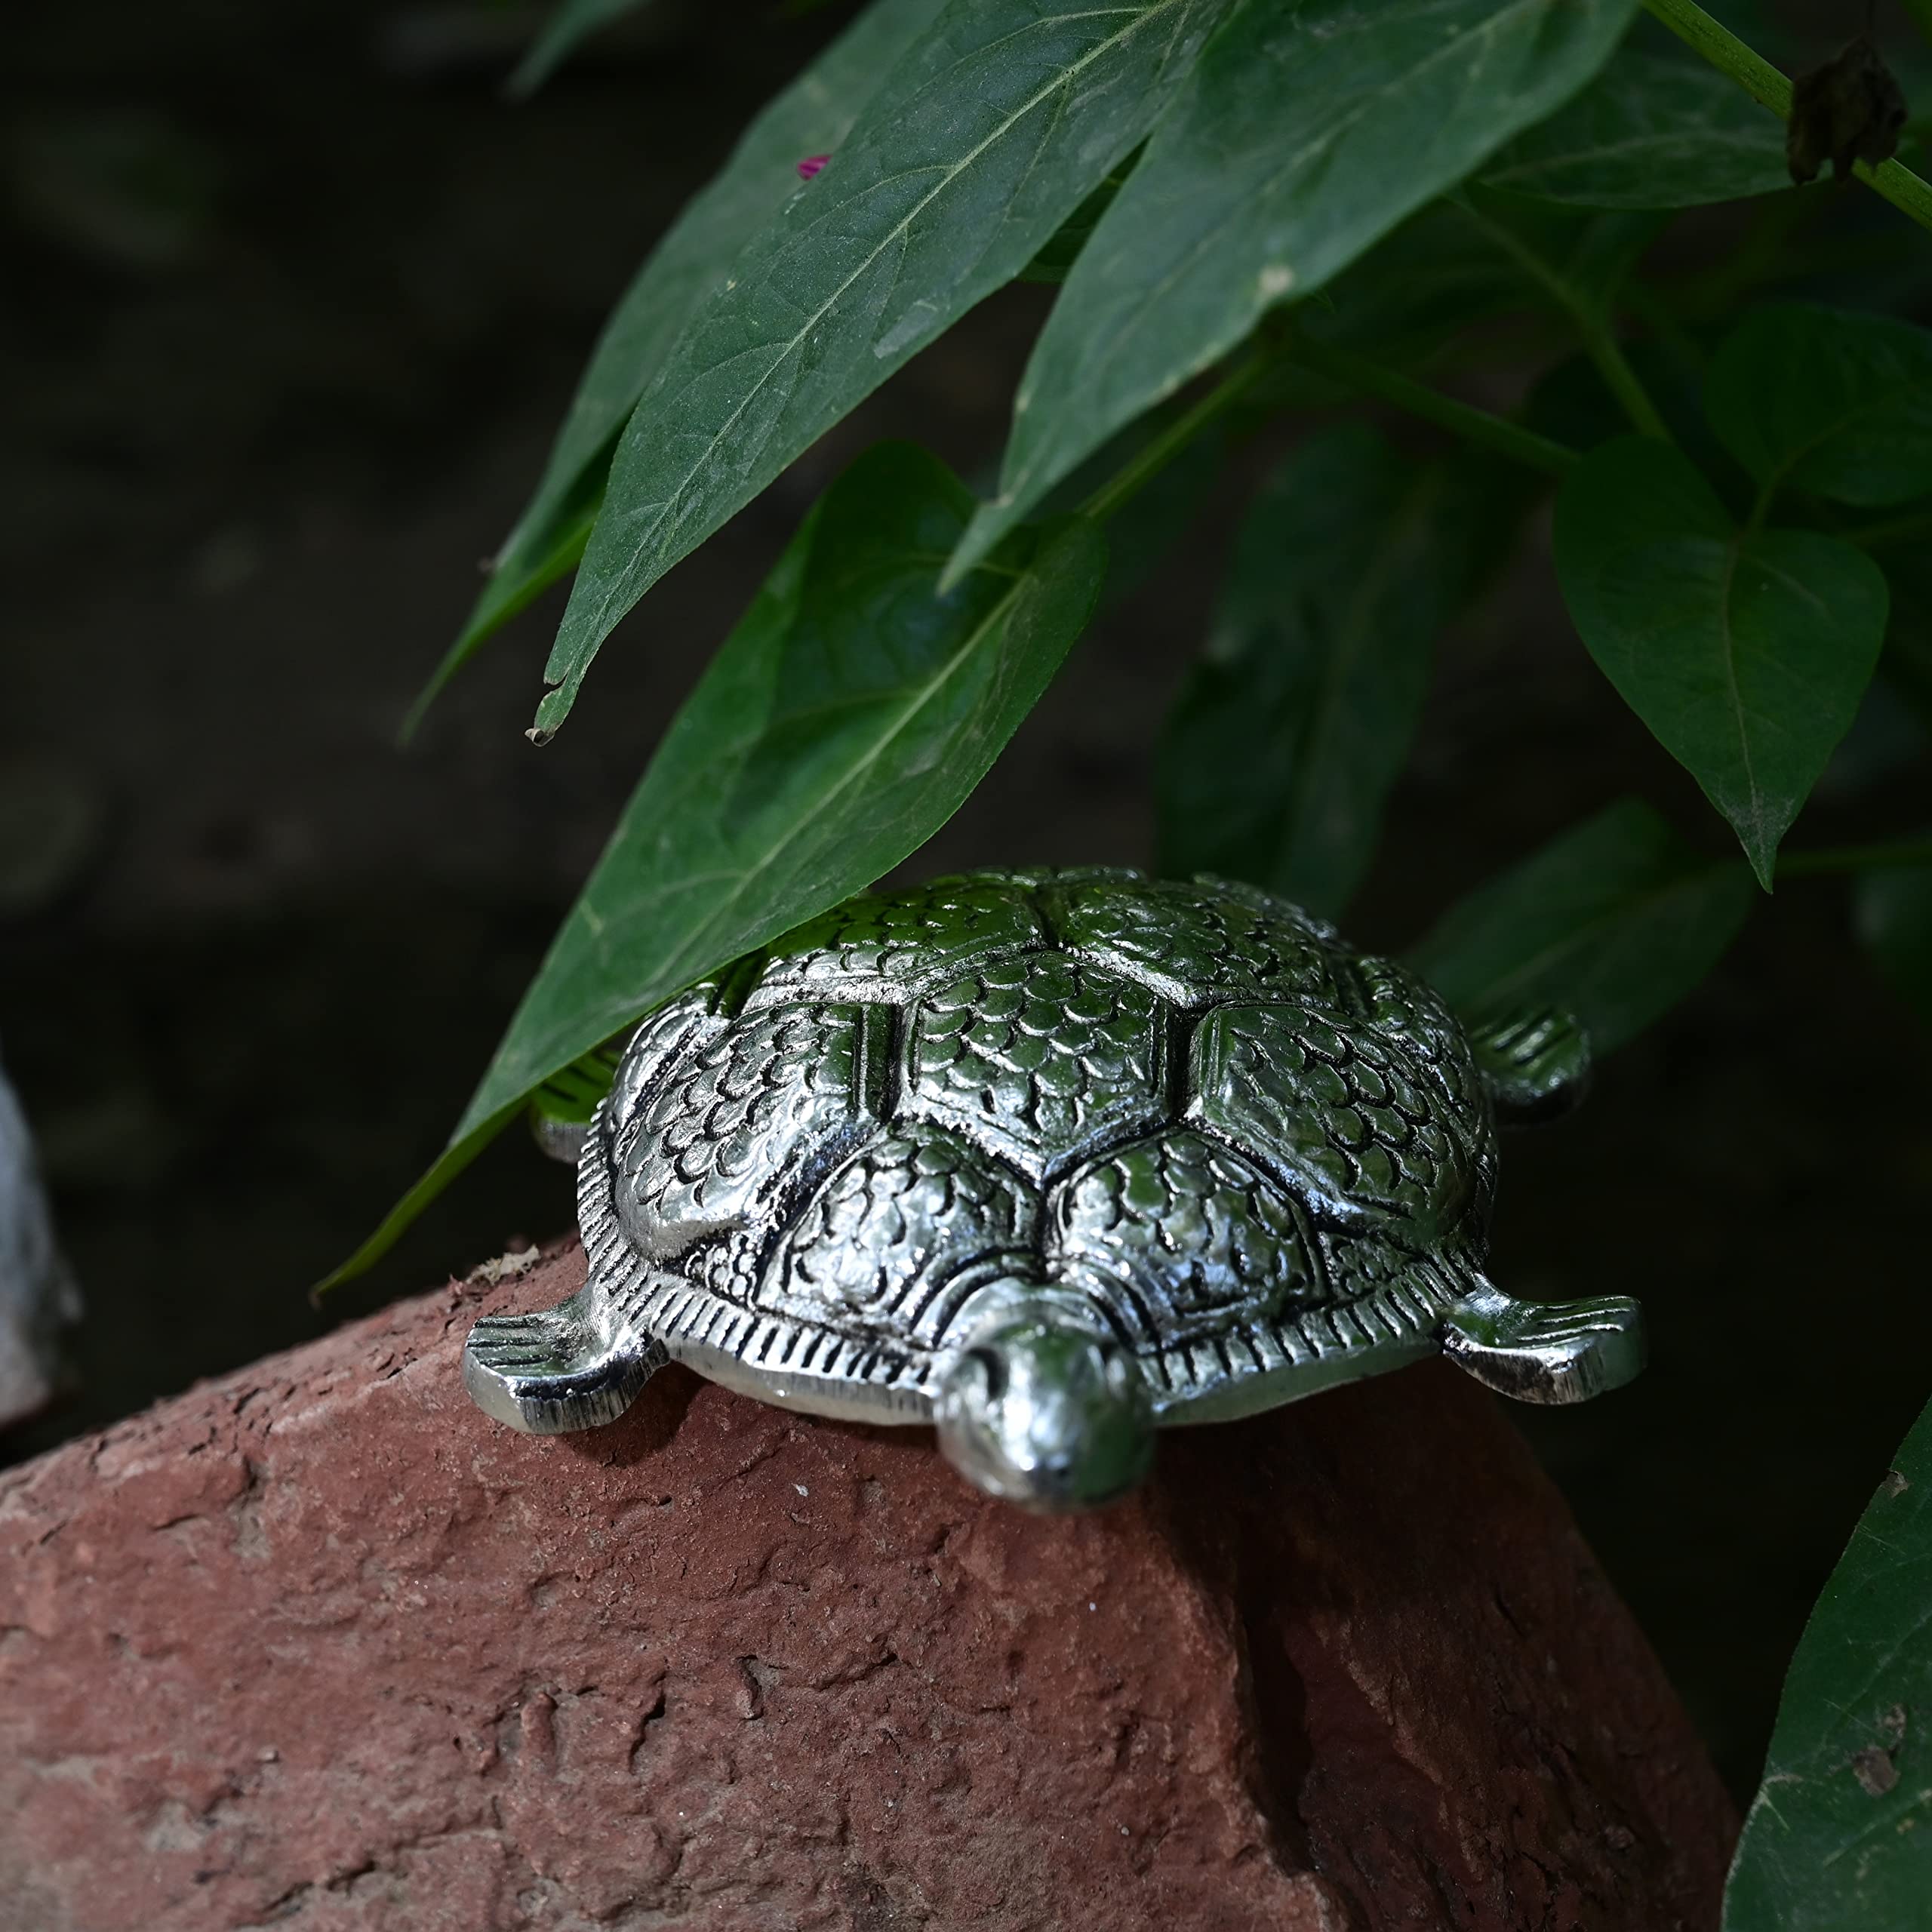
[580,868,1495,1417]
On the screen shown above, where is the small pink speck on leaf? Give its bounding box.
[797,154,829,180]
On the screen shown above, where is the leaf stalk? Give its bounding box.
[1291,337,1580,478]
[1075,345,1274,525]
[1450,197,1672,443]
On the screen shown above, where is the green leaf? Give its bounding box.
[1287,205,1529,369]
[1857,855,1932,1030]
[319,443,1104,1291]
[1410,798,1754,1054]
[535,0,1229,740]
[1018,157,1134,286]
[1722,1395,1932,1931]
[1479,46,1795,208]
[1156,425,1490,919]
[945,0,1638,585]
[1552,436,1888,888]
[509,0,654,98]
[408,453,610,739]
[1706,303,1932,510]
[1263,200,1657,393]
[415,0,947,729]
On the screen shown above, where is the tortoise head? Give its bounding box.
[934,1284,1153,1512]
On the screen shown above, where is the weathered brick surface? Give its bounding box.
[0,1244,1734,1930]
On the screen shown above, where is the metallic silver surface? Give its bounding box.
[931,1281,1154,1512]
[464,869,1644,1509]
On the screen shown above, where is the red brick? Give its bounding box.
[0,1244,1734,1930]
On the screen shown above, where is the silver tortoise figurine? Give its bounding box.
[464,868,1643,1511]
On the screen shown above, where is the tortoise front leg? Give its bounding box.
[463,1285,666,1434]
[1439,1280,1644,1404]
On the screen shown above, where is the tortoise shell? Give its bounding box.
[464,869,1643,1510]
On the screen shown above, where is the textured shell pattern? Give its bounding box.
[578,869,1497,1419]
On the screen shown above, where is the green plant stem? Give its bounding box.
[1641,0,1932,236]
[1638,0,1795,109]
[1779,836,1932,879]
[1844,505,1932,552]
[1075,326,1581,532]
[1076,346,1274,525]
[1451,198,1671,442]
[1292,336,1579,478]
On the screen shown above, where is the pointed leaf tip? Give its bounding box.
[328,439,1105,1285]
[940,506,1006,595]
[454,0,949,723]
[1553,437,1887,882]
[545,0,1223,714]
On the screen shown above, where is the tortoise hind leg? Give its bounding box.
[1469,1007,1591,1125]
[463,1284,666,1434]
[1439,1280,1644,1404]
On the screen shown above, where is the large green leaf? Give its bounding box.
[1288,205,1530,368]
[321,443,1104,1290]
[1156,425,1488,919]
[1410,799,1754,1053]
[1857,856,1932,1030]
[1019,157,1134,286]
[1553,436,1888,888]
[509,0,654,97]
[1478,46,1794,208]
[1706,303,1932,510]
[1270,199,1659,390]
[414,0,946,730]
[1723,1395,1932,1931]
[534,0,1229,740]
[943,0,1638,586]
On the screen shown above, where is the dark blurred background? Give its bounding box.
[4,0,1930,1800]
